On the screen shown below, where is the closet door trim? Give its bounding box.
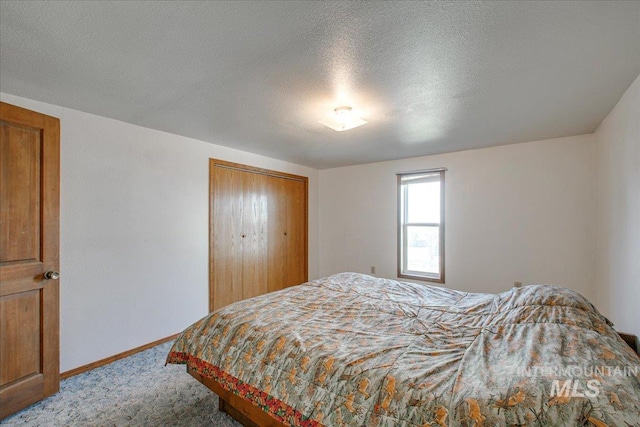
[211,160,308,182]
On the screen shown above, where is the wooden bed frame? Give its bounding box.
[187,332,639,427]
[187,366,287,427]
[618,331,640,355]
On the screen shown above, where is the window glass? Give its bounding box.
[407,181,440,223]
[406,225,440,273]
[398,169,445,282]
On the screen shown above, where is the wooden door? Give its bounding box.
[267,176,308,289]
[211,165,244,310]
[266,175,286,294]
[210,160,307,312]
[211,164,270,311]
[0,102,60,419]
[283,177,307,288]
[240,171,268,301]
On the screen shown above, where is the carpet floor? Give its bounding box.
[0,341,242,426]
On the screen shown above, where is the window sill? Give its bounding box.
[398,272,444,284]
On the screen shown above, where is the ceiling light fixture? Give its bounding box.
[319,106,367,132]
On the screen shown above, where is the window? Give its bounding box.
[397,169,445,283]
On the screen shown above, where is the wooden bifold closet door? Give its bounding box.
[209,159,308,312]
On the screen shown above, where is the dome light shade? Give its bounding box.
[319,106,367,131]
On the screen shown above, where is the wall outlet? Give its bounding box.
[514,281,523,288]
[370,266,376,275]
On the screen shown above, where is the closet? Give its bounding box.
[209,159,308,311]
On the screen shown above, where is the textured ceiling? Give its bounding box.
[1,1,639,169]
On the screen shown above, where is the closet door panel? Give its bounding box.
[284,178,307,288]
[266,175,286,294]
[211,166,244,311]
[241,172,268,300]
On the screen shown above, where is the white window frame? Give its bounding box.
[397,168,445,283]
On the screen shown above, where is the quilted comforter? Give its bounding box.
[166,273,640,426]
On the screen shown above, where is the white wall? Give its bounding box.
[0,93,319,373]
[4,78,636,372]
[319,135,596,300]
[594,75,640,338]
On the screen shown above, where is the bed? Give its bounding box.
[166,272,640,426]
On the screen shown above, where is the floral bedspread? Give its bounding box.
[166,272,640,426]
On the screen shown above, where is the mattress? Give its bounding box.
[167,272,640,426]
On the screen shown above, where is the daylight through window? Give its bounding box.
[397,169,445,283]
